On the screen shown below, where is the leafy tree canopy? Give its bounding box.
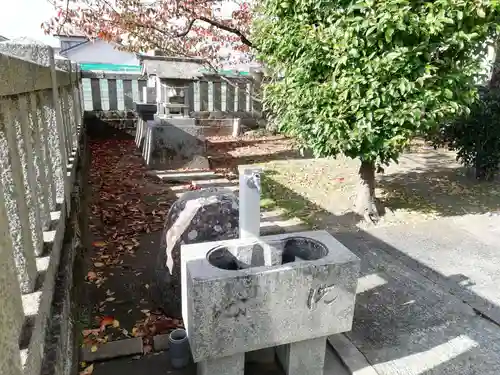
[254,0,500,166]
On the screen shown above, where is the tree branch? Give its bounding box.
[176,16,253,47]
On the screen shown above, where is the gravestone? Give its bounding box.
[144,117,208,169]
[154,188,239,317]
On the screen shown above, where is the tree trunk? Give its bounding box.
[353,160,379,223]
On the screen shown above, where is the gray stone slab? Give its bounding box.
[147,170,216,182]
[182,231,360,363]
[364,216,500,325]
[153,334,170,351]
[333,230,500,375]
[323,344,350,375]
[327,334,378,375]
[80,337,143,362]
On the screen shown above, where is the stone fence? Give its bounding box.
[81,71,261,115]
[0,41,86,375]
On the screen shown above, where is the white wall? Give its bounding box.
[62,39,139,65]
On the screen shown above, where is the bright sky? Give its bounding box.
[0,0,59,46]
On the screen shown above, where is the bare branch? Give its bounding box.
[176,16,253,47]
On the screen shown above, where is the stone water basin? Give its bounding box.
[181,230,360,363]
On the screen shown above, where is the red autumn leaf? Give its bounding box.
[99,316,115,330]
[44,0,253,67]
[152,318,178,333]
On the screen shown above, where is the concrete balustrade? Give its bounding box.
[0,39,85,375]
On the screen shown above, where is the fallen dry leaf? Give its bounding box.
[92,241,107,248]
[94,262,105,268]
[82,329,100,338]
[79,364,94,375]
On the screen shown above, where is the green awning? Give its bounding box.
[79,63,142,72]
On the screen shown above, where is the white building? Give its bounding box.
[54,27,140,67]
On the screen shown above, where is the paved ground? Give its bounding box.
[364,214,500,324]
[81,127,500,375]
[334,220,500,375]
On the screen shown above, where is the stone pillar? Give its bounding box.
[16,95,45,255]
[197,353,244,375]
[238,165,262,239]
[226,83,235,112]
[208,81,214,112]
[29,92,53,228]
[108,79,118,110]
[237,83,246,112]
[193,81,201,112]
[232,118,241,137]
[39,90,65,207]
[0,98,37,293]
[0,183,24,375]
[276,337,327,375]
[60,87,73,155]
[200,81,209,112]
[123,79,134,110]
[48,51,71,212]
[213,81,222,112]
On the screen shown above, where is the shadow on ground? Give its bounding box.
[379,165,500,216]
[207,135,304,170]
[261,173,500,375]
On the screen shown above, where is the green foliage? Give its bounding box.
[430,86,500,180]
[253,0,500,165]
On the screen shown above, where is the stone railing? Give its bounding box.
[0,41,86,375]
[81,71,261,115]
[81,71,146,111]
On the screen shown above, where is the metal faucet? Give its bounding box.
[246,172,261,194]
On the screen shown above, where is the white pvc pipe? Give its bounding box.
[238,165,262,239]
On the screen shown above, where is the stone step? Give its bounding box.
[173,181,239,198]
[147,170,217,182]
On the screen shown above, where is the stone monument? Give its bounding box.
[181,230,360,375]
[154,188,239,317]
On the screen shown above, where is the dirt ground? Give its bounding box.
[208,133,500,232]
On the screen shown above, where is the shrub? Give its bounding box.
[431,85,500,180]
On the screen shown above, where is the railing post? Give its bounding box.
[72,64,82,132]
[0,99,38,292]
[32,91,57,212]
[17,95,45,255]
[0,180,24,375]
[28,92,52,229]
[49,50,71,210]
